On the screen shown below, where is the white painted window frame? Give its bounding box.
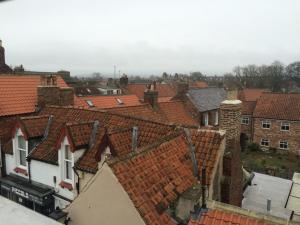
[280,122,290,131]
[16,134,27,169]
[279,140,288,150]
[215,111,219,125]
[204,113,209,126]
[63,145,73,183]
[241,116,250,125]
[261,120,271,129]
[260,138,270,147]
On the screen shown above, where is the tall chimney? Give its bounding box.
[0,39,5,66]
[219,99,243,206]
[174,82,189,99]
[37,76,60,107]
[144,82,158,108]
[59,87,74,106]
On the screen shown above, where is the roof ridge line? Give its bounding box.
[20,114,50,120]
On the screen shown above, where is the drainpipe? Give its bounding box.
[73,167,80,194]
[27,158,32,184]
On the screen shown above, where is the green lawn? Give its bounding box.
[241,150,300,179]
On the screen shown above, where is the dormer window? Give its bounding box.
[64,145,73,181]
[17,135,27,167]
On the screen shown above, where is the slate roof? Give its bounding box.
[187,88,227,112]
[124,83,176,99]
[253,93,300,121]
[79,95,142,109]
[0,75,83,117]
[188,209,268,225]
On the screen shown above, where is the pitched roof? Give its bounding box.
[0,75,83,117]
[187,88,227,112]
[107,101,199,126]
[190,81,208,89]
[28,106,175,164]
[79,95,142,109]
[109,134,197,225]
[238,89,266,102]
[18,115,50,139]
[242,101,257,115]
[253,93,300,121]
[109,129,224,225]
[188,209,268,225]
[124,83,176,99]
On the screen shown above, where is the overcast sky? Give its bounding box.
[1,0,300,76]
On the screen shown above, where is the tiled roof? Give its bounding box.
[110,134,197,225]
[18,115,50,139]
[75,130,107,173]
[107,101,199,126]
[79,95,142,109]
[124,84,176,99]
[242,101,256,115]
[0,75,83,117]
[190,81,208,89]
[188,209,268,225]
[187,88,227,112]
[109,129,224,225]
[158,97,173,103]
[253,93,300,121]
[238,89,266,102]
[28,106,175,164]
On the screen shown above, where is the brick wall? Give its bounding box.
[219,100,243,207]
[253,118,300,154]
[37,86,61,107]
[60,87,74,106]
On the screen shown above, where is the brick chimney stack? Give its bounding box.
[174,82,189,99]
[219,99,243,207]
[37,75,74,107]
[144,82,158,108]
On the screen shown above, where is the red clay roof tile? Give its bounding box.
[253,93,300,121]
[188,209,269,225]
[124,84,176,99]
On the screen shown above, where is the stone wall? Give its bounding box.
[253,118,300,154]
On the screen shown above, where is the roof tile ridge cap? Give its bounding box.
[20,114,50,120]
[108,131,184,165]
[106,110,174,126]
[65,120,95,126]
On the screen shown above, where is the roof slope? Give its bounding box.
[79,95,142,109]
[253,93,300,121]
[124,84,176,99]
[110,134,197,225]
[107,101,198,126]
[238,89,266,102]
[189,209,268,225]
[242,101,257,115]
[0,75,82,117]
[187,88,227,112]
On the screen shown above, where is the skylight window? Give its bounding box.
[87,88,91,93]
[86,100,94,107]
[116,98,123,105]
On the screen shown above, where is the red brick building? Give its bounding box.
[240,91,300,154]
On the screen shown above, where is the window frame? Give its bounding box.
[203,113,209,126]
[279,140,288,150]
[17,135,27,168]
[261,120,271,129]
[260,138,270,147]
[280,122,290,131]
[241,116,250,125]
[63,145,73,182]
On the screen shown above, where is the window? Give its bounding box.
[279,140,288,150]
[64,145,72,180]
[281,122,290,131]
[107,90,113,95]
[260,138,270,147]
[86,100,94,107]
[116,98,123,105]
[17,136,27,167]
[215,111,219,125]
[262,120,271,129]
[241,116,250,125]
